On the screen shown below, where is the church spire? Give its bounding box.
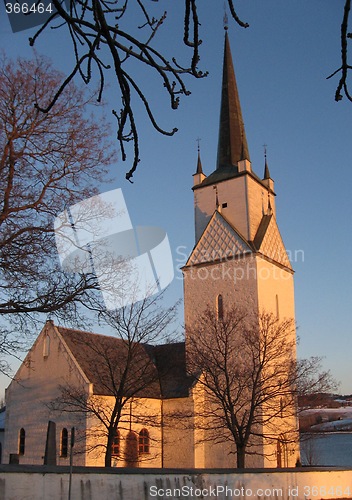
[216,32,250,170]
[193,140,206,186]
[263,145,270,179]
[196,143,203,175]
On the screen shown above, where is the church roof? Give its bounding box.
[186,210,252,267]
[253,215,293,270]
[58,326,194,399]
[185,208,292,271]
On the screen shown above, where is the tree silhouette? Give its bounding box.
[187,306,336,468]
[0,54,116,372]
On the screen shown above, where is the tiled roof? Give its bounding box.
[253,215,292,270]
[186,211,252,267]
[58,327,194,399]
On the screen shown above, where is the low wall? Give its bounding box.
[0,465,352,500]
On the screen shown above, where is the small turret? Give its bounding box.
[262,148,274,192]
[193,144,206,186]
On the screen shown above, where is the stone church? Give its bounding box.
[4,33,300,468]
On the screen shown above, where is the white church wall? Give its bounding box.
[246,175,276,241]
[254,258,300,468]
[4,322,89,466]
[194,173,277,244]
[184,256,259,328]
[162,397,195,468]
[194,176,248,242]
[255,257,295,320]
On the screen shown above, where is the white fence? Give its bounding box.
[0,465,352,500]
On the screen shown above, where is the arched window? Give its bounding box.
[111,430,120,457]
[216,294,224,320]
[60,428,68,458]
[19,428,25,455]
[138,428,150,454]
[125,431,138,467]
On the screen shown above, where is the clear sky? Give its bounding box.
[0,1,351,394]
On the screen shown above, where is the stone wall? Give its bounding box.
[0,465,352,500]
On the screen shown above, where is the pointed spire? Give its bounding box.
[196,140,203,175]
[263,145,271,179]
[193,139,206,186]
[216,32,250,170]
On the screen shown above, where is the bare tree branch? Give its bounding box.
[328,0,352,102]
[27,0,248,181]
[186,306,336,468]
[0,53,116,371]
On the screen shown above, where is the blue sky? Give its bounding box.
[0,1,351,394]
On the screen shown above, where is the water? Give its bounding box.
[301,433,352,467]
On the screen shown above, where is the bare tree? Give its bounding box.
[24,1,352,180]
[49,293,178,467]
[300,432,322,466]
[27,1,249,181]
[186,306,336,468]
[0,53,116,372]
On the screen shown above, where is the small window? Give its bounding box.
[216,294,224,320]
[222,202,227,209]
[19,428,25,455]
[276,294,280,319]
[43,335,50,358]
[138,428,150,454]
[61,428,68,458]
[111,430,120,457]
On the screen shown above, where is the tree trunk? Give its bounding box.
[236,445,246,468]
[105,433,113,467]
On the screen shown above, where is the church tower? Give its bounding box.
[183,32,299,468]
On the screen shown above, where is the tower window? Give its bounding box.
[60,428,68,458]
[111,430,120,457]
[222,202,227,209]
[138,428,150,454]
[216,294,224,320]
[18,428,25,456]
